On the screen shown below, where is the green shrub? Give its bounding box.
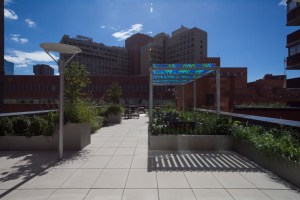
[65,99,97,124]
[12,116,30,136]
[215,116,233,135]
[99,104,124,117]
[28,115,53,137]
[47,111,59,130]
[98,116,106,127]
[105,82,122,104]
[90,116,101,133]
[47,111,59,125]
[231,121,300,163]
[0,117,13,136]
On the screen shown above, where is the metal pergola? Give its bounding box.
[149,63,220,123]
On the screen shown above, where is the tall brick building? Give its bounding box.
[286,0,300,69]
[61,35,129,75]
[140,26,208,75]
[60,26,207,77]
[0,0,4,112]
[125,33,153,75]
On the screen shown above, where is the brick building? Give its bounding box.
[3,75,174,113]
[245,74,300,106]
[175,66,248,111]
[140,26,207,75]
[61,35,129,76]
[175,68,300,111]
[125,33,153,75]
[286,0,300,69]
[0,0,4,112]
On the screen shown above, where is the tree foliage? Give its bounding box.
[105,82,122,104]
[64,62,91,101]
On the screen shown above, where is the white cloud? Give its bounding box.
[4,8,18,20]
[50,64,58,69]
[279,0,286,6]
[112,24,143,41]
[4,50,58,68]
[4,0,12,5]
[25,19,36,28]
[10,34,28,44]
[100,25,119,30]
[150,3,153,13]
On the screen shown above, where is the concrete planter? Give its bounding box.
[107,113,122,124]
[0,123,91,151]
[149,134,233,150]
[53,122,91,150]
[0,135,54,150]
[234,140,300,188]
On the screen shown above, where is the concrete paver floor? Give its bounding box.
[0,115,300,200]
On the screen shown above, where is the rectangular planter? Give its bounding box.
[0,135,54,150]
[0,123,91,151]
[107,113,122,124]
[234,140,300,188]
[53,122,91,150]
[149,135,233,151]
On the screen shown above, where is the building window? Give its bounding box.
[289,44,300,56]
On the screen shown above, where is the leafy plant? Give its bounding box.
[231,121,300,163]
[64,62,91,101]
[28,115,53,137]
[47,111,59,128]
[12,116,30,136]
[105,82,122,104]
[99,104,124,117]
[64,62,100,131]
[65,98,97,124]
[0,117,13,136]
[90,116,106,133]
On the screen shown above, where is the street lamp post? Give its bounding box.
[40,43,81,160]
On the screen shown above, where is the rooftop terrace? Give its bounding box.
[0,115,300,199]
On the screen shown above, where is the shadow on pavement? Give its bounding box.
[0,150,88,199]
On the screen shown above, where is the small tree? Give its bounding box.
[64,62,91,101]
[105,82,122,104]
[64,62,98,127]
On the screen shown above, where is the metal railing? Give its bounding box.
[197,109,300,131]
[0,110,58,118]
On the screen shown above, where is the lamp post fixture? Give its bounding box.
[40,43,81,160]
[149,43,154,124]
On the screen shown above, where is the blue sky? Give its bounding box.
[4,0,300,82]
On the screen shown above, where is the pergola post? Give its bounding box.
[193,80,196,110]
[182,85,185,111]
[216,66,220,116]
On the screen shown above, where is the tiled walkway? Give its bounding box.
[0,115,300,200]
